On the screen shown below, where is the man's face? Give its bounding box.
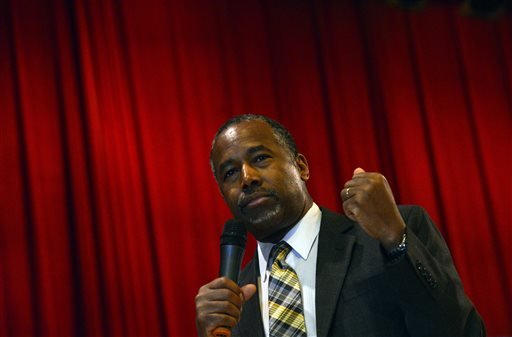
[211,120,311,242]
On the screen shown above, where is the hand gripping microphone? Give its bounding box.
[212,219,247,337]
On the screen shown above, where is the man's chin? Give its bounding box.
[242,205,281,226]
[240,206,285,241]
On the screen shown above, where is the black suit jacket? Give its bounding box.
[233,206,485,337]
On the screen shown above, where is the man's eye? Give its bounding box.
[254,154,270,162]
[224,169,236,180]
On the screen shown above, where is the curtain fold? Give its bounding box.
[1,0,510,336]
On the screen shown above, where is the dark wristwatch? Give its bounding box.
[384,230,407,262]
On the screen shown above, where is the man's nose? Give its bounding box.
[241,163,261,190]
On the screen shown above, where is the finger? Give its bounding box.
[209,278,243,303]
[205,300,242,318]
[341,187,357,201]
[342,199,358,222]
[196,278,244,309]
[347,173,390,190]
[200,288,243,308]
[200,312,238,332]
[209,277,241,292]
[240,284,257,303]
[343,175,373,188]
[195,296,243,322]
[344,172,380,188]
[353,167,365,175]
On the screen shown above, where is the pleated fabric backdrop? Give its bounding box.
[0,0,510,336]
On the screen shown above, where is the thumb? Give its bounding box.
[353,167,365,176]
[240,284,257,303]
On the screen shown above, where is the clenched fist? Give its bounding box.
[341,168,406,251]
[195,277,256,337]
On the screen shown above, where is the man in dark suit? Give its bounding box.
[195,114,485,336]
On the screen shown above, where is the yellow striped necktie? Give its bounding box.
[268,241,307,337]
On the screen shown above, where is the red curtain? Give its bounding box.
[0,0,510,335]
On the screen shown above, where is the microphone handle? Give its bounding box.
[212,327,231,337]
[213,244,245,337]
[219,244,245,282]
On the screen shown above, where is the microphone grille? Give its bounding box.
[220,219,247,247]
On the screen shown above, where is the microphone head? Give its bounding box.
[220,219,247,247]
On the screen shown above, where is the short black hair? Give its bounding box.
[210,114,299,176]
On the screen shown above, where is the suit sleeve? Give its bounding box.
[384,205,486,337]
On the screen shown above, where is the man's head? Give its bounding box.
[210,114,298,175]
[210,114,312,243]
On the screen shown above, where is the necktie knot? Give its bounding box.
[269,241,292,270]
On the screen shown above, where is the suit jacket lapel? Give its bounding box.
[236,254,265,337]
[315,208,355,337]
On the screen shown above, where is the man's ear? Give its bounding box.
[295,153,310,181]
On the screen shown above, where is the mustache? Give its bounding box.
[238,189,278,209]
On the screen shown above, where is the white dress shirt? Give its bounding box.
[257,203,322,337]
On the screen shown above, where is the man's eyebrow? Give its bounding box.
[247,145,271,154]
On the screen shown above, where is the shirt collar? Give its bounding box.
[257,203,322,274]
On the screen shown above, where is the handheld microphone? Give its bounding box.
[213,219,247,337]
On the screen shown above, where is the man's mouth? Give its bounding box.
[239,192,275,210]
